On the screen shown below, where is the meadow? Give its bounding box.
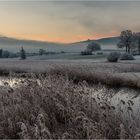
[27,52,108,60]
[0,59,140,88]
[0,59,140,139]
[1,0,140,138]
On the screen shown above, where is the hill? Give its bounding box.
[96,36,119,45]
[0,36,119,52]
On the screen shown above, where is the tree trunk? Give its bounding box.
[138,39,140,55]
[126,46,128,53]
[127,44,130,54]
[128,47,130,54]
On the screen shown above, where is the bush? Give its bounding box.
[81,51,92,55]
[107,52,120,62]
[61,51,65,54]
[120,53,135,60]
[97,51,103,55]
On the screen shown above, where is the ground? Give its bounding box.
[0,55,140,88]
[0,54,140,139]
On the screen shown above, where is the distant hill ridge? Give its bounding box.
[0,36,65,45]
[77,36,119,45]
[0,35,119,45]
[0,35,119,52]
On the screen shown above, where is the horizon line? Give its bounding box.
[0,34,119,44]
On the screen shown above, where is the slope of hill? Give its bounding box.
[0,36,119,52]
[71,36,119,50]
[76,37,119,44]
[96,36,119,45]
[0,36,67,52]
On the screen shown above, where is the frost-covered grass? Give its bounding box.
[0,74,139,139]
[0,59,140,138]
[0,59,140,88]
[27,52,108,60]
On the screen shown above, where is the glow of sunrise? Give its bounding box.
[0,1,140,43]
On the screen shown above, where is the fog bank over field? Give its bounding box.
[0,36,119,52]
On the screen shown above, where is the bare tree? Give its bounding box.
[138,33,140,55]
[133,32,140,54]
[117,30,133,54]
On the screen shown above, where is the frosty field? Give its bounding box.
[1,0,140,139]
[0,58,140,87]
[0,59,140,138]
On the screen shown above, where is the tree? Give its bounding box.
[20,47,26,60]
[117,30,134,54]
[0,49,3,58]
[86,41,101,52]
[137,33,140,55]
[3,50,10,58]
[39,49,46,55]
[133,32,140,54]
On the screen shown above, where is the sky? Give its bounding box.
[0,1,140,43]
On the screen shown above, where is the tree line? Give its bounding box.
[0,49,18,58]
[0,47,26,60]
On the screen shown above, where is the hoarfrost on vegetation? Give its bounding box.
[0,74,139,139]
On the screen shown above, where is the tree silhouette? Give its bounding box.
[86,41,101,52]
[134,32,140,54]
[0,49,3,58]
[138,34,140,55]
[39,49,46,55]
[117,30,133,54]
[3,50,10,58]
[20,47,26,60]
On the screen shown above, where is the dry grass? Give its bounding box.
[0,60,140,138]
[0,74,139,139]
[0,60,140,88]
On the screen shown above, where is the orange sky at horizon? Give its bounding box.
[1,31,119,43]
[0,1,139,43]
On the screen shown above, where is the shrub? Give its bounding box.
[97,51,103,55]
[107,52,120,62]
[81,51,92,55]
[61,51,65,54]
[120,53,135,60]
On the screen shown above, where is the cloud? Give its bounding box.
[0,1,140,42]
[45,1,140,33]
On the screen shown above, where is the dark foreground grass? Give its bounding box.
[0,74,139,139]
